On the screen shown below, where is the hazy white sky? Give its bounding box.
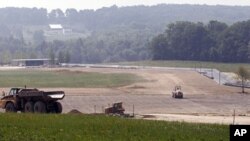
[1,0,250,11]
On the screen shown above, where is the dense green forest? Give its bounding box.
[151,20,250,62]
[1,4,250,64]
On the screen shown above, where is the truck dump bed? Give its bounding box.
[18,90,65,100]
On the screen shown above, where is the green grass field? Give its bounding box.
[0,114,228,141]
[117,60,250,72]
[0,69,144,88]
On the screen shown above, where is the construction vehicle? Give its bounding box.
[172,86,183,98]
[105,102,125,115]
[0,87,65,113]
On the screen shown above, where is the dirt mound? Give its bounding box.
[55,69,85,74]
[68,109,83,114]
[142,115,156,118]
[128,85,146,89]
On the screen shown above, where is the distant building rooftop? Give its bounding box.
[12,59,51,62]
[49,24,63,29]
[12,58,52,66]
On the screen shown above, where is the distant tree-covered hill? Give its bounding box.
[1,4,250,29]
[1,4,250,64]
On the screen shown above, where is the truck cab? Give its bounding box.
[2,88,21,97]
[8,88,20,95]
[0,88,24,112]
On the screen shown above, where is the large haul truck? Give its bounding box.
[0,88,65,113]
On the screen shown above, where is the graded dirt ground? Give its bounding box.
[1,67,250,124]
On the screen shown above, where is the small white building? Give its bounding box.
[49,24,63,30]
[46,24,72,35]
[47,24,64,35]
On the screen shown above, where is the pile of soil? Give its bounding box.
[68,109,82,114]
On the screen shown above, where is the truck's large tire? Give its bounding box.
[34,101,47,113]
[5,102,17,113]
[24,102,34,113]
[54,102,62,113]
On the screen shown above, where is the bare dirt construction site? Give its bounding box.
[1,67,250,124]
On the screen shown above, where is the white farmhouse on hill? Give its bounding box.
[45,24,72,36]
[46,24,63,35]
[49,24,63,30]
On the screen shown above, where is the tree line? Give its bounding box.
[0,27,153,64]
[1,5,250,64]
[2,20,250,64]
[1,5,250,29]
[36,28,152,64]
[151,20,250,63]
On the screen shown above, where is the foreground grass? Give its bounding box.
[0,69,144,88]
[0,114,228,141]
[117,60,250,72]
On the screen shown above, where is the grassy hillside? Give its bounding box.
[0,69,144,88]
[117,60,250,72]
[0,114,228,141]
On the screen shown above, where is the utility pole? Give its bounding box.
[233,109,236,125]
[219,71,221,85]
